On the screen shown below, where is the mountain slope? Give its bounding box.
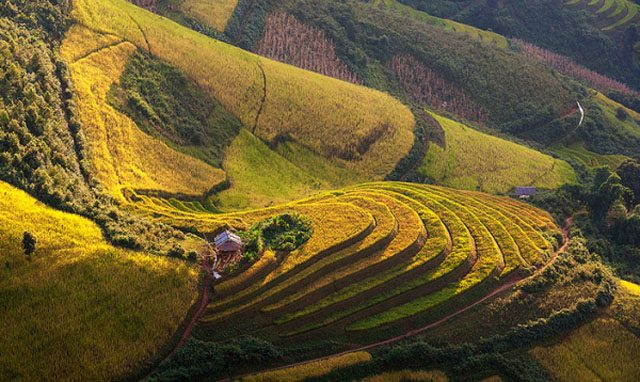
[0,179,200,382]
[61,25,226,198]
[70,0,416,181]
[420,112,576,193]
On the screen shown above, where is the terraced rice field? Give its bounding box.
[373,0,508,48]
[566,0,640,32]
[552,141,630,171]
[126,182,559,344]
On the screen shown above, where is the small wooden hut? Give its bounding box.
[515,187,537,199]
[214,230,243,253]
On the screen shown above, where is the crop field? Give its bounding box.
[372,0,508,48]
[566,0,640,32]
[531,318,640,381]
[363,370,448,382]
[0,180,200,382]
[70,0,415,181]
[552,141,630,170]
[418,112,576,193]
[61,25,226,199]
[179,0,238,31]
[238,351,372,382]
[126,182,558,344]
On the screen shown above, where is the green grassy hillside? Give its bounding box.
[419,112,576,193]
[399,0,640,90]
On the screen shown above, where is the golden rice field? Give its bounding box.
[419,112,576,193]
[70,0,416,180]
[0,180,200,382]
[373,0,508,48]
[125,181,559,343]
[180,0,239,31]
[60,25,226,199]
[237,351,372,382]
[530,318,640,382]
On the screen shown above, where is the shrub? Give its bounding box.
[258,212,314,252]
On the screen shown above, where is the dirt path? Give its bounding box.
[217,217,573,382]
[171,262,212,357]
[140,258,212,380]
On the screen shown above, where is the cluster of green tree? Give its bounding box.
[398,0,640,90]
[146,336,283,382]
[532,160,640,281]
[608,90,640,114]
[306,238,614,382]
[0,1,184,253]
[108,49,242,168]
[240,212,314,259]
[223,0,280,50]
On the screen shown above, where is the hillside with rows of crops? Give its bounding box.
[3,0,640,381]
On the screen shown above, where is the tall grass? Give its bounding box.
[514,38,640,97]
[391,54,488,124]
[180,0,239,31]
[71,0,415,180]
[0,181,199,382]
[238,352,372,382]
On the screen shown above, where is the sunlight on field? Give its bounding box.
[531,318,640,382]
[620,280,640,296]
[238,352,371,382]
[419,112,576,193]
[362,369,448,382]
[71,0,416,180]
[0,181,199,382]
[61,26,225,199]
[132,182,557,340]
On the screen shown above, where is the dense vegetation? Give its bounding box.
[242,212,314,258]
[0,0,187,252]
[399,0,640,90]
[531,160,640,281]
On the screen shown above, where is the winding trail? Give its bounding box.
[216,217,573,382]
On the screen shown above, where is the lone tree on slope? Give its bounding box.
[22,231,36,257]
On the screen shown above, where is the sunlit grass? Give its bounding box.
[0,181,199,382]
[419,112,576,193]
